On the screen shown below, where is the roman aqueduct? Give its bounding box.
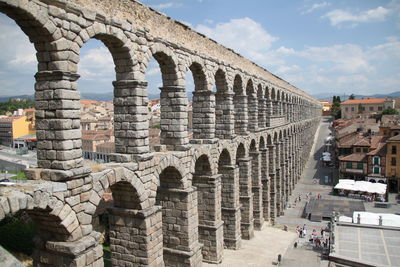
[0,0,321,266]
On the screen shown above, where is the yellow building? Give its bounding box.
[381,124,400,192]
[0,116,31,146]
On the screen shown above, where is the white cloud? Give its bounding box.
[78,46,114,81]
[275,65,299,75]
[195,18,278,66]
[276,46,295,55]
[323,6,390,27]
[146,67,161,76]
[298,44,372,73]
[151,2,183,9]
[303,2,331,14]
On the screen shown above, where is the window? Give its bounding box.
[357,163,363,169]
[351,107,355,112]
[392,145,397,155]
[378,106,383,111]
[391,157,396,166]
[356,148,361,153]
[345,107,348,112]
[346,162,352,169]
[369,106,374,111]
[373,157,380,165]
[363,148,368,153]
[373,167,380,174]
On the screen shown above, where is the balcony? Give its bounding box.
[266,115,286,128]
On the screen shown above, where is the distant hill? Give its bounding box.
[312,91,400,101]
[0,94,34,102]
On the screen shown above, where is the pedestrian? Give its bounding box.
[298,195,301,202]
[303,228,307,238]
[321,228,324,236]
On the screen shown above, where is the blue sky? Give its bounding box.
[0,0,399,98]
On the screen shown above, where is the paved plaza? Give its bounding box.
[331,223,400,266]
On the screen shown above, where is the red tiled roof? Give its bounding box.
[353,138,370,147]
[341,98,387,105]
[339,153,367,162]
[367,142,386,156]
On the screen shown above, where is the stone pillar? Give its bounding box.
[160,86,190,151]
[32,232,103,267]
[113,80,152,162]
[191,90,216,144]
[34,71,90,181]
[234,95,249,135]
[258,97,266,130]
[275,142,282,215]
[193,174,224,263]
[215,92,235,139]
[238,157,254,239]
[220,165,242,250]
[268,145,277,223]
[260,148,270,223]
[279,142,286,211]
[157,187,203,266]
[247,93,258,132]
[266,99,273,127]
[108,206,163,266]
[250,151,264,230]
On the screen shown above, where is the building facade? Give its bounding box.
[341,98,395,119]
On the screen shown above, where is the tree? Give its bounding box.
[331,95,342,119]
[349,94,355,100]
[382,107,399,115]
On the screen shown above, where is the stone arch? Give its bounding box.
[156,165,203,265]
[189,59,215,140]
[250,139,257,152]
[0,1,61,53]
[0,192,79,242]
[191,147,216,176]
[85,168,150,222]
[236,142,246,163]
[185,57,209,91]
[79,23,136,78]
[147,43,180,86]
[233,74,247,135]
[246,79,258,132]
[257,84,265,129]
[259,136,266,149]
[193,154,223,262]
[146,43,188,150]
[215,68,234,139]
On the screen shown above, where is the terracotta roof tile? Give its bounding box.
[339,153,367,162]
[341,98,387,105]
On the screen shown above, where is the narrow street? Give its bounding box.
[276,117,334,267]
[276,116,335,230]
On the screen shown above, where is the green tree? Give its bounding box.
[382,107,399,115]
[349,94,355,100]
[331,95,342,119]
